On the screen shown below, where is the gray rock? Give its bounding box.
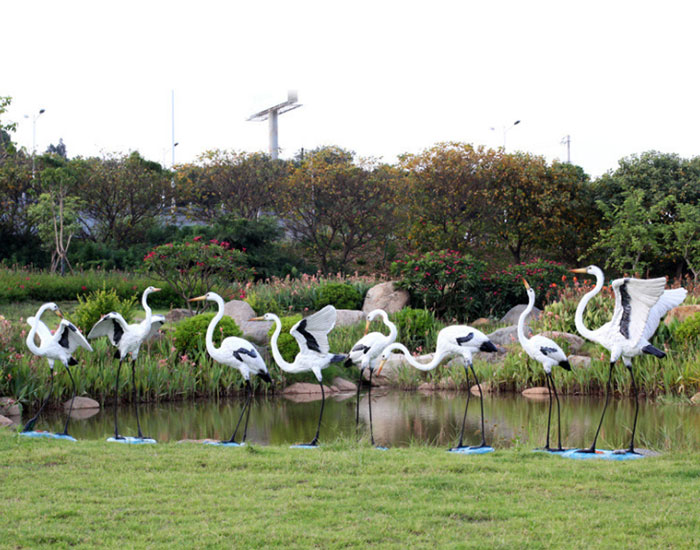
[487,326,527,347]
[569,355,592,369]
[240,320,273,345]
[362,282,410,315]
[165,308,194,323]
[282,382,336,395]
[691,392,700,404]
[335,309,365,327]
[331,377,357,392]
[0,415,14,428]
[223,300,257,326]
[522,387,550,399]
[64,396,100,410]
[540,331,585,354]
[500,304,541,325]
[0,397,20,416]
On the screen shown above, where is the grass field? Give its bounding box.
[1,430,698,549]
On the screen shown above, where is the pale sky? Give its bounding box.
[4,0,700,177]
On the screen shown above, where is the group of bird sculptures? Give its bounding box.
[21,265,685,456]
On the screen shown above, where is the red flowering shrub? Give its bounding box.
[142,238,253,309]
[391,250,486,321]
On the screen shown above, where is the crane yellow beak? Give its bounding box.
[522,278,530,290]
[376,358,387,376]
[363,320,370,336]
[152,287,162,292]
[55,310,63,318]
[188,295,206,302]
[250,316,265,321]
[569,268,587,274]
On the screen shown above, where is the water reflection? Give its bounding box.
[24,391,700,451]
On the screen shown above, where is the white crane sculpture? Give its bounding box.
[377,325,498,452]
[23,302,93,438]
[571,265,686,455]
[88,286,165,442]
[345,309,397,446]
[252,305,346,447]
[517,279,571,452]
[189,292,271,445]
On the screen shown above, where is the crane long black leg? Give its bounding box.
[227,381,251,443]
[626,365,641,455]
[549,372,564,451]
[469,364,488,448]
[544,373,552,450]
[580,361,615,453]
[61,364,77,436]
[113,359,124,439]
[455,365,472,449]
[131,360,146,439]
[241,380,253,444]
[368,367,375,446]
[309,380,325,446]
[355,367,364,430]
[23,368,54,432]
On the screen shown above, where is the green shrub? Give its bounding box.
[245,291,282,316]
[390,308,442,352]
[174,313,242,355]
[391,250,486,322]
[72,287,137,334]
[314,283,362,310]
[267,314,302,363]
[675,313,700,344]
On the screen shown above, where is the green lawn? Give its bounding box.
[0,430,698,549]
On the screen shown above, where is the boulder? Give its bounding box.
[0,397,20,416]
[69,408,100,420]
[335,310,365,327]
[418,382,437,392]
[487,326,525,347]
[362,282,410,315]
[0,415,14,428]
[239,320,273,345]
[540,331,585,354]
[282,382,335,395]
[471,318,491,328]
[691,392,700,404]
[331,377,357,392]
[522,387,550,399]
[223,300,257,326]
[500,304,541,326]
[664,304,700,325]
[569,355,591,369]
[470,383,493,395]
[367,354,410,384]
[64,396,99,410]
[165,308,194,323]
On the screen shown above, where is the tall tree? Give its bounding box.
[72,152,171,245]
[176,150,287,221]
[399,142,496,254]
[276,146,398,273]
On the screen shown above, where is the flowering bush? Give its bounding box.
[482,259,569,318]
[143,238,253,309]
[391,250,486,321]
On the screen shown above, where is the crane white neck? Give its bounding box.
[517,291,535,347]
[267,314,294,372]
[574,267,604,342]
[26,303,53,355]
[379,311,398,344]
[205,293,226,357]
[141,289,154,325]
[384,343,444,372]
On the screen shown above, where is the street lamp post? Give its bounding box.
[502,119,520,150]
[25,108,46,178]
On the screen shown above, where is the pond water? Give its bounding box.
[22,390,700,451]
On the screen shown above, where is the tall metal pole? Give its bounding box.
[31,108,45,179]
[170,90,176,215]
[269,110,279,159]
[561,135,571,163]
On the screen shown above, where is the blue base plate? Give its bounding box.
[290,444,319,449]
[448,446,494,455]
[107,436,157,445]
[561,449,645,461]
[374,446,389,451]
[203,441,245,447]
[532,448,569,454]
[21,431,76,442]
